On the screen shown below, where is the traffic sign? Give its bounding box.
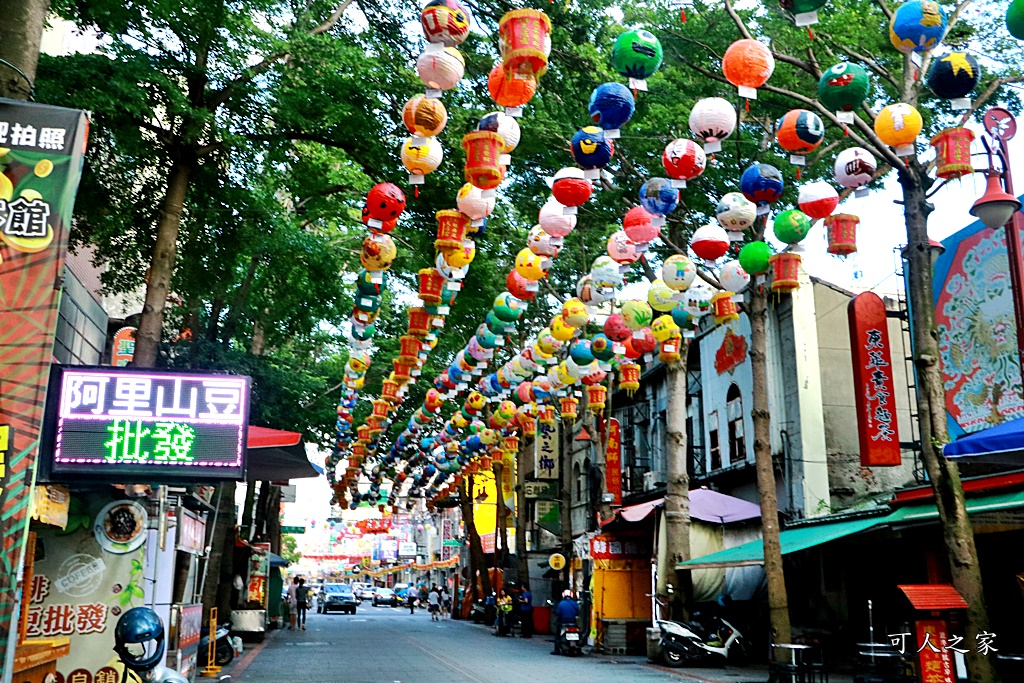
[281,526,305,534]
[984,107,1017,142]
[442,539,461,547]
[549,553,566,571]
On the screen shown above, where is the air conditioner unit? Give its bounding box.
[643,470,668,492]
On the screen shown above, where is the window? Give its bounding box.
[727,384,745,464]
[709,411,721,470]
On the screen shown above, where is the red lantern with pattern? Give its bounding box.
[435,209,471,251]
[619,363,641,395]
[930,127,976,180]
[357,426,372,442]
[586,384,607,414]
[498,9,552,76]
[367,417,383,437]
[712,292,739,325]
[393,359,413,385]
[770,253,802,293]
[659,334,683,364]
[519,414,537,438]
[825,214,859,256]
[382,378,400,403]
[560,396,579,422]
[399,335,423,366]
[503,435,520,453]
[538,404,556,425]
[371,399,390,421]
[418,268,447,304]
[462,131,506,190]
[408,307,433,337]
[507,269,536,301]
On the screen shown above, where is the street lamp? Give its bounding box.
[970,173,1022,228]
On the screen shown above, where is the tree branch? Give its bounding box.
[818,33,900,91]
[947,0,974,34]
[960,76,1024,126]
[723,0,752,41]
[873,0,893,22]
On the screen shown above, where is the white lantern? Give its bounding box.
[662,254,697,292]
[683,279,714,318]
[689,97,738,152]
[527,225,560,257]
[457,183,495,221]
[718,260,751,293]
[416,47,466,92]
[539,197,577,238]
[715,192,757,233]
[834,147,877,191]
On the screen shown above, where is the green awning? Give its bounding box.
[678,517,887,569]
[678,488,1024,570]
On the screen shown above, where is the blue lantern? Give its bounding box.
[740,163,784,208]
[571,126,614,169]
[890,1,947,54]
[639,177,680,216]
[570,339,595,366]
[671,303,694,329]
[588,83,635,131]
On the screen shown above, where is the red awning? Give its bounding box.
[620,498,663,523]
[898,584,969,611]
[248,425,302,449]
[246,425,320,481]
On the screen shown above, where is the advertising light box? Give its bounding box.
[41,366,250,481]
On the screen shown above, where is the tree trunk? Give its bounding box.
[250,319,267,355]
[460,476,491,600]
[239,481,257,542]
[253,480,273,542]
[749,280,792,646]
[515,438,532,592]
[663,354,693,621]
[202,481,237,623]
[221,254,259,345]
[493,460,509,568]
[900,170,1000,683]
[134,160,193,367]
[0,0,48,100]
[267,487,282,555]
[559,421,573,589]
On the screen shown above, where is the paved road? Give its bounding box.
[230,603,765,683]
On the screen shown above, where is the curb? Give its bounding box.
[209,629,277,680]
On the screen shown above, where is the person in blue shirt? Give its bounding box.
[552,590,580,655]
[518,585,533,639]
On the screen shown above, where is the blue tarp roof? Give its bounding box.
[943,416,1024,465]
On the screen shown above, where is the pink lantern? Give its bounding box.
[623,206,661,245]
[607,230,640,263]
[528,225,560,257]
[797,181,840,221]
[662,139,707,184]
[690,224,731,262]
[538,197,577,238]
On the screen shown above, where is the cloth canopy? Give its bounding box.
[247,425,323,481]
[943,416,1024,465]
[614,488,761,525]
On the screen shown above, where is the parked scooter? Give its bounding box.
[556,623,584,656]
[114,606,231,683]
[656,613,749,668]
[198,622,235,667]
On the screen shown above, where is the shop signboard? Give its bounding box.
[535,501,561,535]
[40,366,251,481]
[589,532,651,560]
[534,421,559,480]
[110,326,137,367]
[605,418,623,505]
[398,542,417,557]
[848,292,901,466]
[500,451,515,515]
[524,480,558,499]
[175,508,206,555]
[0,99,90,674]
[915,619,955,683]
[29,492,150,681]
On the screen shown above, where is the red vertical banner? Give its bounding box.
[606,418,622,505]
[848,292,901,466]
[915,619,955,683]
[0,100,89,667]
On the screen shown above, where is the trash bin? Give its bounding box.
[646,627,661,662]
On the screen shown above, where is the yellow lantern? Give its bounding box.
[555,362,575,386]
[536,328,562,355]
[647,278,677,313]
[550,315,576,342]
[561,297,589,327]
[652,314,680,342]
[361,235,398,272]
[402,136,444,177]
[515,247,547,280]
[442,241,476,268]
[874,103,923,157]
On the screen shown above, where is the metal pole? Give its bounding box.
[997,134,1024,379]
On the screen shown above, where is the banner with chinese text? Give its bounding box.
[534,421,559,480]
[0,99,89,671]
[605,419,622,505]
[848,292,901,466]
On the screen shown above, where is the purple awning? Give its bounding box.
[614,487,760,525]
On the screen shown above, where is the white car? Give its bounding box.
[353,583,376,601]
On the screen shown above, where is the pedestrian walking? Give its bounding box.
[428,585,441,621]
[518,584,533,638]
[287,577,299,629]
[440,587,451,620]
[407,587,416,614]
[296,578,311,630]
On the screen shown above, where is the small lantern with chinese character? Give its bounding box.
[399,335,423,366]
[393,360,413,385]
[519,414,537,438]
[538,404,556,425]
[372,399,390,421]
[462,131,506,191]
[770,252,802,294]
[357,425,372,442]
[619,363,641,395]
[825,214,859,256]
[498,9,553,77]
[435,209,471,251]
[931,127,976,180]
[560,396,579,422]
[712,292,740,326]
[503,435,520,453]
[381,378,400,404]
[367,417,383,438]
[586,384,607,414]
[408,307,433,337]
[659,334,683,364]
[418,268,447,305]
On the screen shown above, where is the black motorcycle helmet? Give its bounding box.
[113,607,166,672]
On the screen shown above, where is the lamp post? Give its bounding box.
[972,107,1024,375]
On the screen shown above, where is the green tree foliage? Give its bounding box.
[281,534,302,564]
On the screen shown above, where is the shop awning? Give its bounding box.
[247,425,323,481]
[898,584,968,611]
[888,488,1024,523]
[677,516,887,569]
[944,416,1024,465]
[613,489,761,525]
[268,552,290,568]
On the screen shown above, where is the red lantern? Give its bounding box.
[357,426,372,442]
[462,131,505,190]
[371,399,390,420]
[480,454,493,470]
[551,168,593,207]
[408,307,433,337]
[519,415,537,437]
[361,206,397,234]
[393,359,413,384]
[619,363,641,395]
[631,328,657,355]
[559,397,579,422]
[603,313,632,343]
[418,268,447,304]
[623,205,659,245]
[506,269,536,300]
[435,209,471,251]
[659,334,683,364]
[931,127,976,180]
[365,183,407,223]
[722,39,775,99]
[498,9,552,76]
[586,384,607,414]
[503,435,520,453]
[537,404,556,425]
[620,335,642,360]
[399,334,424,366]
[367,416,383,437]
[770,253,802,293]
[712,292,740,326]
[825,214,859,256]
[381,379,400,403]
[662,139,707,184]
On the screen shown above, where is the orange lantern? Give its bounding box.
[519,414,537,438]
[357,426,372,442]
[931,127,976,180]
[711,292,740,326]
[367,416,383,437]
[560,396,579,422]
[503,435,520,453]
[462,131,506,190]
[619,363,641,395]
[393,359,413,384]
[480,454,494,470]
[488,63,537,110]
[722,38,775,100]
[537,404,556,425]
[371,399,390,420]
[466,461,479,474]
[824,214,859,256]
[770,252,802,294]
[498,9,552,77]
[586,384,607,414]
[407,307,433,337]
[418,268,447,305]
[435,209,471,251]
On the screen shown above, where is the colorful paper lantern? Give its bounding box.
[356,269,383,297]
[571,127,614,170]
[779,0,828,24]
[874,103,923,156]
[719,260,750,293]
[722,39,775,98]
[435,209,471,251]
[560,397,579,422]
[610,29,663,81]
[671,303,694,329]
[442,241,476,268]
[494,291,526,323]
[589,82,636,131]
[528,225,560,258]
[515,247,547,280]
[562,298,589,327]
[478,111,521,154]
[607,230,640,264]
[488,63,537,109]
[773,209,813,245]
[818,62,871,114]
[770,252,802,293]
[798,181,840,220]
[590,255,625,289]
[890,0,947,54]
[631,328,657,356]
[417,47,466,91]
[403,95,448,137]
[623,205,659,245]
[639,177,679,217]
[927,52,981,102]
[683,280,714,318]
[591,333,615,361]
[1009,0,1024,40]
[604,313,632,342]
[457,183,495,222]
[498,9,553,76]
[462,131,505,190]
[662,254,696,291]
[658,334,683,364]
[365,183,407,222]
[930,127,975,180]
[421,0,472,46]
[576,274,608,306]
[689,98,737,151]
[361,235,397,271]
[775,109,825,162]
[621,299,654,330]
[712,292,740,326]
[834,147,877,190]
[408,307,433,337]
[648,279,677,312]
[690,223,731,262]
[619,363,641,395]
[402,136,443,177]
[419,268,447,304]
[586,384,607,414]
[662,139,707,185]
[507,269,536,301]
[550,316,576,342]
[740,163,784,209]
[569,338,595,365]
[539,197,577,238]
[652,315,680,342]
[552,167,594,207]
[825,214,859,256]
[716,192,757,233]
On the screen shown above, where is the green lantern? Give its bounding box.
[611,29,663,80]
[485,310,513,335]
[818,63,871,113]
[476,323,501,349]
[1009,0,1024,40]
[352,322,377,341]
[354,293,381,313]
[738,241,772,275]
[779,0,827,14]
[493,291,525,323]
[772,210,812,245]
[356,269,385,296]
